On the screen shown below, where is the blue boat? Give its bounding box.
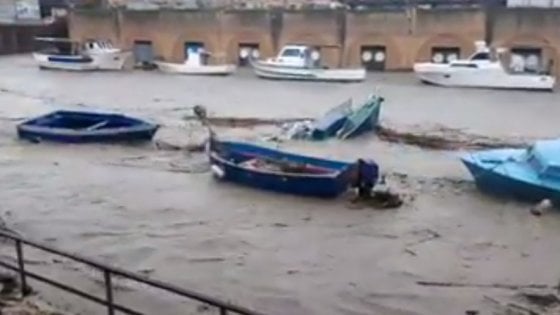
[310,98,352,140]
[337,95,383,140]
[17,110,159,143]
[208,138,379,198]
[461,139,560,205]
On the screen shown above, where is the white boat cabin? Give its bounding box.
[35,37,118,56]
[81,40,119,54]
[270,45,320,68]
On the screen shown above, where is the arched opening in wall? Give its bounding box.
[431,46,460,64]
[360,45,386,71]
[238,43,260,66]
[509,47,546,74]
[133,40,155,70]
[184,42,207,65]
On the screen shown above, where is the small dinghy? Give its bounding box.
[461,139,560,205]
[17,110,159,143]
[154,47,236,76]
[208,137,379,198]
[337,94,383,139]
[33,38,131,71]
[251,45,366,82]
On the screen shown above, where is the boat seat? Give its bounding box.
[85,120,109,131]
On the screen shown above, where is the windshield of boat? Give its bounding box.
[470,52,490,61]
[281,48,303,58]
[450,63,478,68]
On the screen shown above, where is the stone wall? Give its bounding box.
[67,7,560,74]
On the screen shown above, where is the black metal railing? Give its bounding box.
[0,230,265,315]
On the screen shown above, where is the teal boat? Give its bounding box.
[461,139,560,205]
[337,95,383,139]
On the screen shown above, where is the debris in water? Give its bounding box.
[154,139,206,152]
[518,290,560,308]
[530,199,552,216]
[188,257,226,263]
[182,115,310,128]
[404,248,417,256]
[416,281,557,291]
[377,126,527,150]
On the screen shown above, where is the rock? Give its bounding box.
[530,199,552,216]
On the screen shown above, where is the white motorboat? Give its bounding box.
[155,49,236,75]
[251,45,366,82]
[33,37,131,71]
[413,41,555,91]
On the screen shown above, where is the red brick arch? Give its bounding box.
[169,34,221,63]
[224,33,273,64]
[345,35,402,69]
[415,33,475,63]
[278,34,342,67]
[495,34,558,76]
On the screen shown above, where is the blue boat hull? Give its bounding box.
[338,96,382,139]
[209,140,378,198]
[310,99,352,140]
[461,155,560,204]
[17,111,159,143]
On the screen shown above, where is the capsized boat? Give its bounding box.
[413,41,555,91]
[337,94,383,139]
[17,110,159,143]
[310,98,352,140]
[461,139,560,205]
[251,45,366,82]
[33,37,131,71]
[154,48,236,75]
[208,138,379,198]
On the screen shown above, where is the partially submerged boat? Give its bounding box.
[155,48,236,75]
[282,95,382,140]
[310,98,352,140]
[413,41,555,91]
[208,138,379,198]
[461,139,560,205]
[251,45,366,82]
[33,38,131,71]
[337,95,383,139]
[17,110,159,143]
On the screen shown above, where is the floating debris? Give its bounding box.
[377,126,528,150]
[182,115,310,128]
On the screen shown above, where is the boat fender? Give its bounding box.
[211,164,225,179]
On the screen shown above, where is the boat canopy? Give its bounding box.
[528,139,560,179]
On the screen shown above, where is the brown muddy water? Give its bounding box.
[1,55,560,315]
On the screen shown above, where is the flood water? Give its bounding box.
[1,54,560,315]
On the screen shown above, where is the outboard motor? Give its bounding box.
[351,159,379,198]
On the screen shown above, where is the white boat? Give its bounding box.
[154,49,236,76]
[413,41,555,91]
[251,45,366,82]
[33,37,131,71]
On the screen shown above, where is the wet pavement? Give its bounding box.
[1,54,560,315]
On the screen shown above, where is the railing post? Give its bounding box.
[104,270,115,315]
[220,307,227,315]
[15,240,29,296]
